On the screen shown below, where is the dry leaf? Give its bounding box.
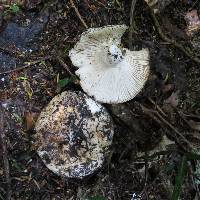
[137,135,175,166]
[164,91,179,107]
[25,112,39,131]
[185,9,200,36]
[162,84,174,94]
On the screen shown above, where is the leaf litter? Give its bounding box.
[0,0,200,199]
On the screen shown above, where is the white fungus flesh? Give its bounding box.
[35,91,114,179]
[69,25,150,104]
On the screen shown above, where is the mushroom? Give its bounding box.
[34,91,114,179]
[69,25,150,104]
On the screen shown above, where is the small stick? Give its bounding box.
[150,9,200,64]
[176,110,193,129]
[0,56,51,76]
[57,56,74,76]
[96,0,106,7]
[0,106,11,200]
[129,0,137,50]
[140,151,149,200]
[140,104,194,151]
[148,97,167,117]
[179,112,200,120]
[70,0,88,29]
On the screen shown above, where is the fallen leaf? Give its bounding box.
[25,112,39,131]
[164,91,179,107]
[185,9,200,36]
[162,84,174,94]
[137,135,176,168]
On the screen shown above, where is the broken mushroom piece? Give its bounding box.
[35,91,114,179]
[69,25,150,104]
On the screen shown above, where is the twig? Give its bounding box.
[129,0,137,50]
[0,56,51,76]
[179,112,200,120]
[0,106,11,200]
[176,111,194,129]
[148,97,167,117]
[156,111,193,148]
[140,104,194,151]
[150,9,200,64]
[70,0,88,29]
[96,0,106,7]
[191,0,199,10]
[56,56,74,76]
[140,152,149,200]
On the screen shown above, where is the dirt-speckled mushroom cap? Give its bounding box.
[35,91,114,179]
[69,25,128,68]
[69,25,150,104]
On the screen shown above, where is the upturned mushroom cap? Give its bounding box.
[34,91,114,179]
[69,25,150,104]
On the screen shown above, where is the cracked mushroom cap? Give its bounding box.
[69,25,150,104]
[35,91,114,179]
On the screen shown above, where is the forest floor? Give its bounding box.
[0,0,200,199]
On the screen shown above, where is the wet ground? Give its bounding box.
[0,0,200,199]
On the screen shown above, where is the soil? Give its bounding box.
[0,0,200,200]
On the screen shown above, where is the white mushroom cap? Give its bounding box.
[35,91,114,179]
[69,25,150,104]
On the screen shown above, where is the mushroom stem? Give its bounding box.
[107,45,123,64]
